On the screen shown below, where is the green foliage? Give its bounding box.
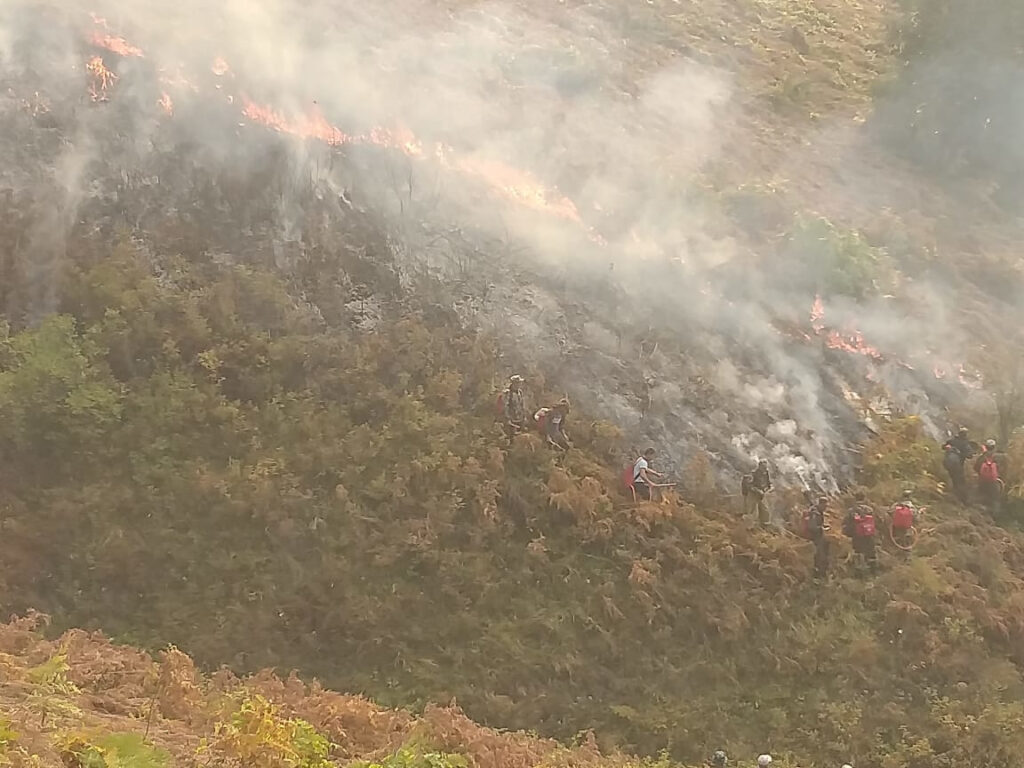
[352,747,468,768]
[59,733,169,768]
[7,245,1024,767]
[28,650,78,696]
[784,215,891,299]
[0,718,16,750]
[207,694,332,768]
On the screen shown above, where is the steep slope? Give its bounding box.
[2,249,1024,768]
[0,613,642,768]
[2,1,1024,768]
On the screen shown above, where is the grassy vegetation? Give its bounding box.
[1,243,1024,767]
[0,615,646,768]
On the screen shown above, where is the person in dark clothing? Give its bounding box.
[974,439,1004,513]
[535,399,572,450]
[942,427,975,503]
[806,496,831,579]
[843,493,877,573]
[742,460,773,525]
[501,375,528,440]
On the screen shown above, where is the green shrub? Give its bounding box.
[59,732,169,768]
[352,746,468,768]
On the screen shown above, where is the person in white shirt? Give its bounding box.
[633,448,665,501]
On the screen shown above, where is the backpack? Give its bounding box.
[799,509,813,539]
[622,465,636,492]
[855,512,876,538]
[980,457,1000,482]
[892,504,914,531]
[533,408,550,432]
[943,448,962,471]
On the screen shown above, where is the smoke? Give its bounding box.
[0,0,994,489]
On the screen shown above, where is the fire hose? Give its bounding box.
[888,505,928,552]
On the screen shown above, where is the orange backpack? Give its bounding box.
[980,457,1000,482]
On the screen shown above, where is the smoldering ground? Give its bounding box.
[0,0,991,491]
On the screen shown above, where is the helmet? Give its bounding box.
[757,756,772,767]
[959,426,969,434]
[842,764,853,768]
[986,439,997,449]
[902,489,913,499]
[711,750,727,766]
[509,374,524,383]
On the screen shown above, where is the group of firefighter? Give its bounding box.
[498,376,1007,580]
[498,375,572,450]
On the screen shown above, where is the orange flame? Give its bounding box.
[367,126,424,158]
[158,92,174,116]
[824,330,883,360]
[810,295,825,332]
[453,155,581,223]
[90,31,145,58]
[241,99,353,146]
[238,98,580,223]
[809,296,882,360]
[86,56,117,101]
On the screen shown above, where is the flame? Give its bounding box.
[158,92,174,116]
[86,56,117,102]
[90,31,145,58]
[89,12,108,28]
[78,30,582,229]
[808,296,882,360]
[824,330,883,360]
[239,98,580,222]
[810,295,825,332]
[241,99,353,146]
[367,126,424,158]
[453,155,581,223]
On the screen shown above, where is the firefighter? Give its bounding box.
[534,398,572,450]
[974,439,1004,513]
[632,447,666,501]
[843,493,878,573]
[500,375,528,439]
[805,495,831,579]
[742,460,773,526]
[942,426,974,503]
[889,489,918,552]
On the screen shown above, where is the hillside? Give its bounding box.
[2,0,1024,767]
[0,613,647,768]
[2,247,1024,768]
